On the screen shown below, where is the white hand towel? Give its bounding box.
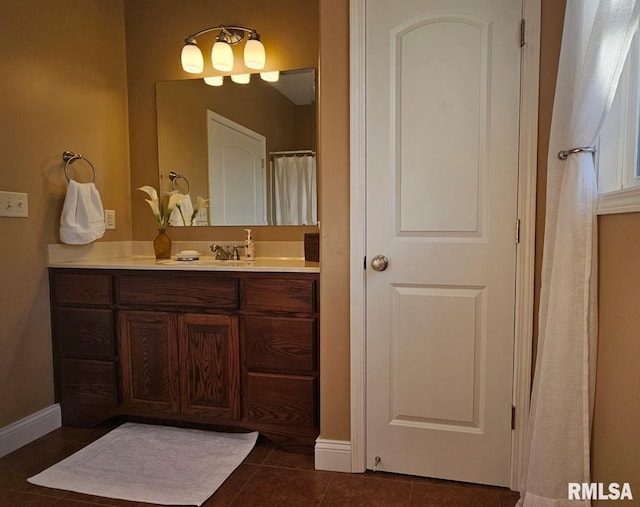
[59,180,106,244]
[169,195,194,226]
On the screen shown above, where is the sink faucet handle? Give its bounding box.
[210,244,231,260]
[230,245,241,260]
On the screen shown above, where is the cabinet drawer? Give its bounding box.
[243,278,316,313]
[118,273,238,309]
[56,308,115,360]
[53,272,112,305]
[244,316,316,373]
[246,373,316,427]
[59,359,118,407]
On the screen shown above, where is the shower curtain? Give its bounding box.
[518,1,640,505]
[272,154,317,225]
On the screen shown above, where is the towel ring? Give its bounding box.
[63,150,96,183]
[168,171,190,194]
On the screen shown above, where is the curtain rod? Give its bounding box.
[269,150,316,157]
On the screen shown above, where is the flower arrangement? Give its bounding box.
[138,186,209,227]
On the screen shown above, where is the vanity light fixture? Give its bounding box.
[231,73,251,84]
[260,70,280,82]
[204,75,224,86]
[181,25,265,74]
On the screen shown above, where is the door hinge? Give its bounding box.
[262,158,265,169]
[364,256,367,270]
[520,19,526,47]
[511,405,516,430]
[515,218,521,244]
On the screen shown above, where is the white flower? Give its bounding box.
[191,196,210,223]
[138,185,208,227]
[137,185,159,201]
[166,191,186,215]
[138,186,163,227]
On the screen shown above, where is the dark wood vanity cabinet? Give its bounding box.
[118,310,240,420]
[49,268,319,453]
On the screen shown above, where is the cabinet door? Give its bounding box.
[179,314,240,420]
[118,310,179,414]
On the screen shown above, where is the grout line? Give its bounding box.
[260,446,275,464]
[316,469,338,506]
[225,464,260,507]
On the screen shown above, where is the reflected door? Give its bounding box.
[207,111,267,225]
[365,0,521,486]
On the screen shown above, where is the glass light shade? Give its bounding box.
[204,76,224,86]
[181,44,204,74]
[211,41,234,72]
[244,39,265,70]
[231,73,251,84]
[260,70,280,82]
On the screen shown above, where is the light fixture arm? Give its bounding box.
[184,25,259,46]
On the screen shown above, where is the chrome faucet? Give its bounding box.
[210,244,242,260]
[210,244,230,260]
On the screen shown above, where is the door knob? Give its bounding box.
[371,255,389,271]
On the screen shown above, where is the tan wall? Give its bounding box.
[318,0,351,440]
[592,213,640,499]
[123,0,319,242]
[0,0,130,427]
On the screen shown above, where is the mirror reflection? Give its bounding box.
[156,68,317,226]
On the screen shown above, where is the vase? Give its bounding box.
[153,228,172,259]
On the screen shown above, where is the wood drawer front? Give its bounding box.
[246,373,316,428]
[56,308,115,360]
[59,359,118,407]
[243,278,316,314]
[53,272,112,305]
[118,273,238,309]
[244,316,316,373]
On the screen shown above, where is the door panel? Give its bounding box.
[366,0,521,487]
[390,285,484,426]
[207,111,266,225]
[396,15,489,235]
[179,313,240,420]
[118,310,179,414]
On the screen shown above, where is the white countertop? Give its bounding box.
[48,255,320,273]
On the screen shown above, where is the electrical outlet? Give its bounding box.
[0,191,28,218]
[104,209,116,229]
[193,207,209,226]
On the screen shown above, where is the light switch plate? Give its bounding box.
[104,209,116,229]
[0,191,28,218]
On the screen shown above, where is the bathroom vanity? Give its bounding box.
[49,259,319,453]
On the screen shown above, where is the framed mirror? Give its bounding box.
[156,67,317,226]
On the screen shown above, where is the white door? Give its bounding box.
[366,0,521,487]
[207,111,266,225]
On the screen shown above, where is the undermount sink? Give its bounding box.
[157,258,252,267]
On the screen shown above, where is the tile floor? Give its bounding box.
[0,423,521,506]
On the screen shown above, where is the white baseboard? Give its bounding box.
[0,404,62,457]
[314,438,352,472]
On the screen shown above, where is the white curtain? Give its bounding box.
[272,154,317,225]
[518,1,639,506]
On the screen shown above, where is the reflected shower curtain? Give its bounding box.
[272,154,317,225]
